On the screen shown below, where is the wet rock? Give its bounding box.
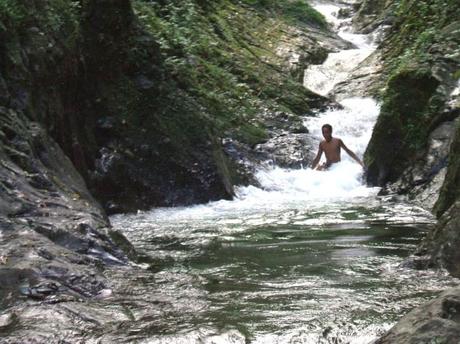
[0,268,37,309]
[37,248,54,261]
[90,135,236,213]
[399,255,434,271]
[255,133,315,168]
[420,201,460,278]
[376,287,460,344]
[10,88,29,111]
[95,288,112,299]
[331,50,384,100]
[434,115,460,217]
[0,74,10,105]
[275,21,354,81]
[20,282,60,300]
[364,69,440,187]
[337,8,353,19]
[95,116,117,134]
[352,0,395,34]
[381,118,459,211]
[34,225,89,254]
[0,103,135,341]
[222,101,330,176]
[0,313,16,329]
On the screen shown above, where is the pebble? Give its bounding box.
[95,288,112,299]
[0,313,15,328]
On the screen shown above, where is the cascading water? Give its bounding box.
[304,1,376,96]
[106,1,458,343]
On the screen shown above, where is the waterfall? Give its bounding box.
[229,0,380,207]
[304,0,376,96]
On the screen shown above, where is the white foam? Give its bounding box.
[115,97,381,226]
[305,97,380,157]
[311,2,344,26]
[448,79,460,108]
[304,1,376,96]
[304,48,374,96]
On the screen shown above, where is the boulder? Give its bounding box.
[376,287,460,344]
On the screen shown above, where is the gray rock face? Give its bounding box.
[420,201,460,278]
[383,118,459,211]
[275,24,354,81]
[376,287,460,344]
[0,107,134,342]
[254,133,316,168]
[352,0,395,34]
[331,50,384,100]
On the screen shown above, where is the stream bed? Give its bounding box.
[109,182,458,343]
[106,2,459,343]
[109,96,457,343]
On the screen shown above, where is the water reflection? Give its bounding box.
[107,197,457,343]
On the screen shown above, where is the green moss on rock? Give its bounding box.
[365,68,439,185]
[365,0,459,187]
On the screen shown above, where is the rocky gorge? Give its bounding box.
[0,0,460,343]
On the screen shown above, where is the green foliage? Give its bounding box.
[237,123,268,147]
[282,0,327,27]
[387,0,460,72]
[454,69,460,80]
[132,0,317,145]
[239,0,327,28]
[3,0,322,150]
[0,0,80,41]
[0,0,27,26]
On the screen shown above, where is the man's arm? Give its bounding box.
[339,140,365,167]
[311,144,323,170]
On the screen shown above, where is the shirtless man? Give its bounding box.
[311,124,365,170]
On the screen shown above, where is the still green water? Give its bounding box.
[108,195,458,343]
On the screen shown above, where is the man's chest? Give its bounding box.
[322,140,340,152]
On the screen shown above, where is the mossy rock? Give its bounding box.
[365,68,439,185]
[434,119,460,217]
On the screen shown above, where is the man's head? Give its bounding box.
[322,124,333,142]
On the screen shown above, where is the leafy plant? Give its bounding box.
[0,0,27,27]
[132,0,318,145]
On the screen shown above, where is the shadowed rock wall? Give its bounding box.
[358,0,460,341]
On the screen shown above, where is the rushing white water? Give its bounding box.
[132,97,380,222]
[235,98,379,205]
[305,97,379,162]
[448,79,460,108]
[304,1,375,96]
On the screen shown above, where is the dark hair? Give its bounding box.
[322,124,332,132]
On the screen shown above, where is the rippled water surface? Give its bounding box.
[107,99,457,344]
[107,94,458,343]
[108,184,458,343]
